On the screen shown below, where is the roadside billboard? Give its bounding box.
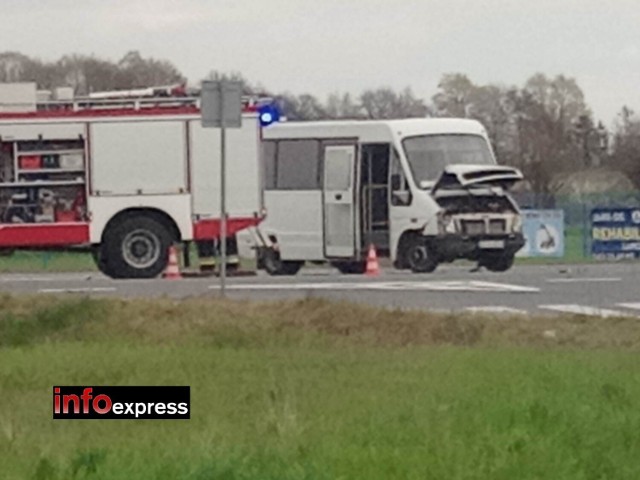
[517,210,565,257]
[591,207,640,260]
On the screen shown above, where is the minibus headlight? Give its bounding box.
[437,211,455,234]
[512,215,523,233]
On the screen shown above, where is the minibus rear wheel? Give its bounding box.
[262,248,303,276]
[333,261,367,274]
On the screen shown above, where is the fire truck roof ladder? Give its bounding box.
[34,84,273,114]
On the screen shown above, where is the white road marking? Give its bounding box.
[388,307,455,315]
[469,281,539,293]
[214,282,359,291]
[0,274,95,282]
[38,287,116,294]
[546,277,621,283]
[365,281,487,291]
[617,303,640,311]
[539,304,634,318]
[213,280,539,293]
[465,306,528,315]
[383,281,539,293]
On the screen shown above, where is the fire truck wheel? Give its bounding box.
[103,216,173,279]
[91,245,114,277]
[262,248,303,276]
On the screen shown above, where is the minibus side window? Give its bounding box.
[262,140,277,189]
[390,149,411,206]
[264,140,321,190]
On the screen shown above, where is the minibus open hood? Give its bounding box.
[431,164,523,193]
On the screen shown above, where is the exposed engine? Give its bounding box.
[435,192,517,214]
[433,189,521,238]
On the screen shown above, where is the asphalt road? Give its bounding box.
[2,262,640,317]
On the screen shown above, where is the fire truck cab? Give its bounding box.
[0,83,264,278]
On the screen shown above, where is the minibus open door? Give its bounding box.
[323,144,357,258]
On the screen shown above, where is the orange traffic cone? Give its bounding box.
[365,244,380,277]
[163,245,182,279]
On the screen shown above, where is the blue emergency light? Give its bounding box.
[258,104,280,127]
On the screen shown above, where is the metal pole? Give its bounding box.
[219,82,227,297]
[581,125,591,259]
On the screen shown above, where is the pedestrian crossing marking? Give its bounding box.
[217,280,540,293]
[465,306,528,315]
[547,277,621,283]
[617,303,640,311]
[539,304,634,318]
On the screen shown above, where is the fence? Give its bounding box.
[513,191,640,260]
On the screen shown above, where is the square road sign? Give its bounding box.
[201,80,242,128]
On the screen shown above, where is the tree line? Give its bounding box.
[1,50,639,194]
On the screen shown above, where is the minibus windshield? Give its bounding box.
[402,134,495,188]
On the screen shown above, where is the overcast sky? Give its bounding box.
[1,0,638,125]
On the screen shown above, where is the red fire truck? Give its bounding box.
[0,83,264,278]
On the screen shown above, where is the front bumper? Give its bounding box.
[431,233,525,261]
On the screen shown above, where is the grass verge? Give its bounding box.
[0,251,96,273]
[1,295,640,479]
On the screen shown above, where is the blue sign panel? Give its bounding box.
[517,210,565,257]
[591,207,640,260]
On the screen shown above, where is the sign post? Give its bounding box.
[201,80,242,297]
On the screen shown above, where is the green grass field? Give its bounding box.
[2,295,640,479]
[0,251,96,273]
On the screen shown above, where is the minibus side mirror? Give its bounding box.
[392,191,411,206]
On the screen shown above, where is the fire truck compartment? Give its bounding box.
[90,121,188,196]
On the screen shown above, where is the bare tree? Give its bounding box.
[503,88,588,204]
[56,55,117,95]
[360,87,428,119]
[0,52,34,82]
[465,84,512,159]
[524,73,590,133]
[205,70,269,96]
[611,107,640,186]
[274,92,327,120]
[114,51,184,89]
[325,92,363,119]
[0,50,185,93]
[431,73,477,118]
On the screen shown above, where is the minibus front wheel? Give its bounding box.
[479,253,515,272]
[403,235,438,273]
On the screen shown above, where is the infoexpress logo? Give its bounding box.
[53,386,190,420]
